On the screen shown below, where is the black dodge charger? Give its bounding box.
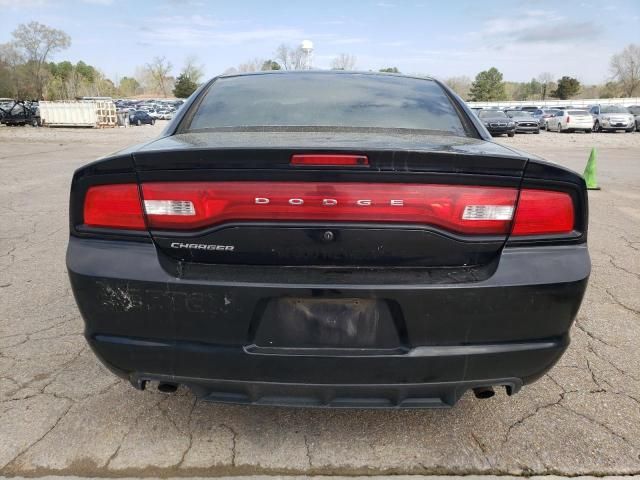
[67,71,590,408]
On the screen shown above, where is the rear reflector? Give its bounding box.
[141,182,519,234]
[511,189,574,235]
[84,184,145,230]
[291,154,369,166]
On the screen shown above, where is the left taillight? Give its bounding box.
[83,184,146,230]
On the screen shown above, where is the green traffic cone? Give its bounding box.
[583,148,600,190]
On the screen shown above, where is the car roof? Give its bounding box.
[217,70,434,82]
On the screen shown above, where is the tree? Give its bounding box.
[469,67,506,101]
[145,56,173,97]
[275,44,305,70]
[445,76,472,99]
[173,73,198,98]
[537,72,554,100]
[118,76,140,97]
[9,22,70,99]
[331,53,357,70]
[261,59,281,71]
[610,44,640,97]
[599,81,622,99]
[182,56,204,84]
[379,67,400,73]
[552,76,581,99]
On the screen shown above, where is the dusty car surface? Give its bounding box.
[67,71,590,408]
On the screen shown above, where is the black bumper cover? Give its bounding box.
[67,237,589,408]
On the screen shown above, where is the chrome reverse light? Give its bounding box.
[144,200,196,216]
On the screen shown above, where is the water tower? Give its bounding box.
[301,40,314,70]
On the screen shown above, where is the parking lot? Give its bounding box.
[1,125,639,476]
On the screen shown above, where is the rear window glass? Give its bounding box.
[601,105,629,114]
[186,73,467,135]
[478,110,506,118]
[568,110,590,115]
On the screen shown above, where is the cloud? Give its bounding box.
[479,9,601,45]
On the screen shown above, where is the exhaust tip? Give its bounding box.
[157,382,178,394]
[473,386,495,399]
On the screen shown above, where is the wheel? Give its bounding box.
[137,119,141,126]
[585,129,592,133]
[507,132,514,137]
[594,120,601,132]
[151,119,156,125]
[626,125,635,133]
[31,118,38,127]
[544,122,549,131]
[557,123,563,132]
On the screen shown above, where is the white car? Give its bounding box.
[589,105,636,132]
[546,109,593,133]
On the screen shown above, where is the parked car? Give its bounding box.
[504,110,540,134]
[589,105,635,132]
[531,109,560,128]
[67,71,589,408]
[628,105,640,131]
[476,109,515,137]
[546,109,593,133]
[0,100,41,127]
[129,110,155,126]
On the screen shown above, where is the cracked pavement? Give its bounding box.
[1,125,639,476]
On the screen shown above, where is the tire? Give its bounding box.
[626,125,635,133]
[31,118,38,127]
[585,129,592,133]
[594,120,601,132]
[507,132,514,137]
[557,123,563,133]
[137,119,141,126]
[151,119,156,125]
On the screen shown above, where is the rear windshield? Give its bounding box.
[601,105,629,114]
[478,110,506,118]
[185,73,467,135]
[568,110,590,115]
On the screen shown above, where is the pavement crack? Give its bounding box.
[303,434,313,468]
[219,422,238,467]
[605,288,640,316]
[2,398,73,470]
[175,396,197,470]
[469,431,493,468]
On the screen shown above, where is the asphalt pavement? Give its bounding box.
[1,125,639,476]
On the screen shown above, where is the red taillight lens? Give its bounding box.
[512,189,574,236]
[141,182,519,235]
[84,184,145,230]
[291,154,369,166]
[566,116,571,123]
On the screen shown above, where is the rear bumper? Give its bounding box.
[68,236,589,407]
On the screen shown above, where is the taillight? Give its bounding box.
[512,189,574,236]
[567,116,571,123]
[83,184,145,230]
[141,182,518,235]
[82,182,575,237]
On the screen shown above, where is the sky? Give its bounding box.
[1,0,638,85]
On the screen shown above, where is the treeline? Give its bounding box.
[1,22,639,101]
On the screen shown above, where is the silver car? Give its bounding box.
[589,105,636,132]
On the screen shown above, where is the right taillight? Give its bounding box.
[512,189,574,236]
[84,184,146,230]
